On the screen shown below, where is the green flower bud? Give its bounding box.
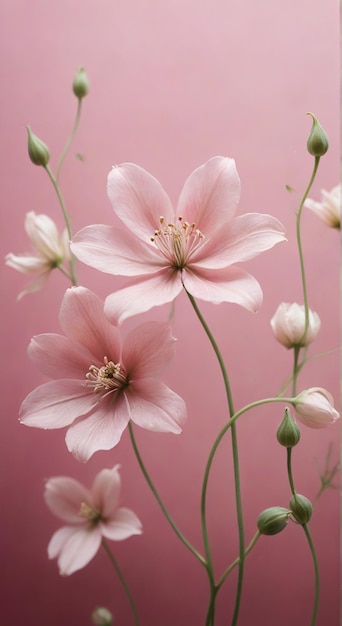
[306,113,329,157]
[26,126,50,167]
[91,607,113,626]
[289,494,313,525]
[72,67,89,99]
[277,408,301,448]
[257,506,290,536]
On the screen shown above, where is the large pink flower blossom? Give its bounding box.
[71,157,286,324]
[44,465,142,575]
[20,286,186,461]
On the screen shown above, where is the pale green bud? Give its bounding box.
[289,494,313,525]
[72,67,89,99]
[26,126,50,166]
[277,408,301,448]
[306,113,329,157]
[91,607,113,626]
[257,506,290,535]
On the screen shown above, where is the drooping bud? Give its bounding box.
[306,113,329,157]
[72,67,89,99]
[289,494,313,524]
[257,506,290,535]
[26,126,50,166]
[277,408,301,448]
[91,607,113,626]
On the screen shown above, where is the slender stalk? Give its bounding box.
[128,422,206,567]
[44,164,77,286]
[56,98,83,183]
[286,448,296,496]
[185,290,245,626]
[102,538,140,626]
[217,532,261,589]
[302,525,320,626]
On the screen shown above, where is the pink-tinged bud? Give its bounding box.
[26,125,50,166]
[293,388,340,429]
[270,302,321,348]
[304,184,341,229]
[306,112,329,157]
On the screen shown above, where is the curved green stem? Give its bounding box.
[286,448,296,496]
[302,525,320,626]
[296,156,320,345]
[56,98,83,184]
[217,532,261,590]
[128,422,206,567]
[44,164,77,286]
[102,538,140,626]
[185,290,244,626]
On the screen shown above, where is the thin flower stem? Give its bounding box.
[302,524,320,626]
[128,422,206,567]
[56,264,73,281]
[217,532,261,590]
[185,290,245,626]
[286,448,296,496]
[56,98,83,184]
[44,164,77,286]
[296,156,320,345]
[101,538,140,626]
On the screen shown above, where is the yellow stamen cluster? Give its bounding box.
[150,216,204,268]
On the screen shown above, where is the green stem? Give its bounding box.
[296,156,320,345]
[44,164,77,286]
[56,98,83,184]
[101,538,140,626]
[185,290,245,626]
[217,532,261,590]
[128,422,206,567]
[286,448,296,496]
[302,525,320,626]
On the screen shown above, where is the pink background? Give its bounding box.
[1,1,339,625]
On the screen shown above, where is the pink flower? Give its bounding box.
[71,157,286,324]
[270,302,321,348]
[304,184,341,229]
[20,286,186,461]
[293,388,340,428]
[5,211,69,299]
[44,465,142,575]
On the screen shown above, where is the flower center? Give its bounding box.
[150,216,204,269]
[79,502,102,524]
[86,357,128,395]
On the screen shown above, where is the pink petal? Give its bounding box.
[44,477,92,523]
[122,321,176,379]
[5,253,48,274]
[182,266,263,312]
[192,213,286,269]
[71,225,161,276]
[177,156,241,232]
[16,272,51,301]
[28,333,95,379]
[91,466,121,518]
[48,526,102,575]
[107,163,174,241]
[20,380,96,428]
[104,271,183,324]
[125,380,186,433]
[101,507,143,541]
[59,287,121,363]
[65,398,130,462]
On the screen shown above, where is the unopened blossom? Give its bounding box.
[45,465,142,575]
[304,184,341,229]
[5,211,69,299]
[71,157,286,324]
[270,302,321,348]
[293,387,340,429]
[20,286,186,461]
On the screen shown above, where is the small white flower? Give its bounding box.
[304,184,341,229]
[270,302,321,348]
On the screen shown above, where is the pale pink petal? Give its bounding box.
[91,466,121,517]
[71,225,162,275]
[125,380,186,433]
[25,212,63,261]
[16,272,51,301]
[59,287,121,362]
[107,163,174,240]
[28,334,95,379]
[177,156,241,232]
[295,388,340,428]
[122,321,176,379]
[101,507,143,541]
[5,253,48,274]
[49,526,102,575]
[44,477,92,523]
[104,271,183,324]
[192,213,286,268]
[182,266,263,312]
[19,380,96,428]
[65,398,130,462]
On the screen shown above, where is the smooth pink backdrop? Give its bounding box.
[1,1,339,625]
